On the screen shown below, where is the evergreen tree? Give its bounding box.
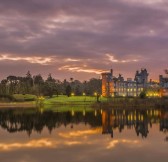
[66,85,72,97]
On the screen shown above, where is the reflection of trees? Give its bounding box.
[134,111,149,138]
[0,108,168,138]
[0,109,101,136]
[165,136,168,142]
[160,110,168,135]
[135,121,149,138]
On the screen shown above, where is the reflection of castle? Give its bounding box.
[160,111,168,132]
[101,109,166,138]
[102,110,114,137]
[0,108,168,138]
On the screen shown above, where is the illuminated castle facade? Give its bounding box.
[102,68,162,97]
[159,74,168,97]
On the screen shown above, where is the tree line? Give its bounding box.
[0,109,102,135]
[0,71,102,98]
[0,108,167,137]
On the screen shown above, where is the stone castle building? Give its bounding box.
[101,68,157,97]
[159,71,168,97]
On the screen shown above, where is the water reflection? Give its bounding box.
[0,139,52,151]
[0,107,168,139]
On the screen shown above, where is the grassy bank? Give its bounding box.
[0,95,107,109]
[13,94,37,101]
[44,95,108,105]
[0,101,36,108]
[0,94,37,108]
[93,97,168,109]
[1,94,168,110]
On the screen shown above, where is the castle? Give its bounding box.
[102,68,168,97]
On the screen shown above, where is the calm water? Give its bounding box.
[0,107,168,162]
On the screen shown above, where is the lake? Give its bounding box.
[0,107,168,162]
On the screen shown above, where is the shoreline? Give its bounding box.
[0,102,36,108]
[1,97,168,109]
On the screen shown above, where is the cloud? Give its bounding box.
[106,53,139,63]
[0,0,168,80]
[59,65,106,74]
[64,58,81,62]
[0,54,54,65]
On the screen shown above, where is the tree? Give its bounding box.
[139,91,146,99]
[42,82,54,97]
[25,71,33,93]
[7,76,18,95]
[85,78,102,96]
[42,74,56,98]
[46,73,55,82]
[66,85,72,97]
[70,77,74,82]
[0,79,8,95]
[33,74,44,95]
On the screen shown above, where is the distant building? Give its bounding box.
[101,68,165,97]
[114,79,145,97]
[159,72,168,97]
[134,68,149,85]
[102,69,114,97]
[159,75,168,88]
[102,68,148,97]
[146,82,161,97]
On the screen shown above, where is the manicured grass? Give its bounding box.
[13,94,37,101]
[40,95,105,112]
[0,95,107,110]
[0,94,37,108]
[43,95,108,105]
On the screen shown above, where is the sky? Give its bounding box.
[0,0,168,81]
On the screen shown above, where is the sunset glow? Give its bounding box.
[0,0,167,80]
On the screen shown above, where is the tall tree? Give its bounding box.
[33,74,44,95]
[85,78,102,96]
[42,74,56,97]
[66,85,72,97]
[25,71,33,93]
[0,79,8,95]
[7,76,18,95]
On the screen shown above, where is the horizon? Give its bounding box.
[0,67,167,82]
[0,0,168,81]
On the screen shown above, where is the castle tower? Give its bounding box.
[101,69,114,97]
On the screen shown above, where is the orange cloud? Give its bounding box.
[106,53,138,63]
[0,54,53,65]
[59,65,106,74]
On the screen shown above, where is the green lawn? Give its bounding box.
[13,94,37,101]
[43,95,108,105]
[0,95,108,111]
[11,94,108,104]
